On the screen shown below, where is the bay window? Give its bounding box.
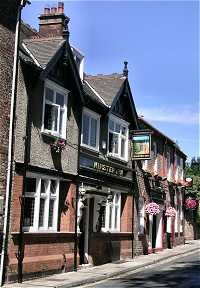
[108,115,129,161]
[81,108,100,150]
[42,80,68,139]
[23,175,59,232]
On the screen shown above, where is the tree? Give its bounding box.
[185,157,200,223]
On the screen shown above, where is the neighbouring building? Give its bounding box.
[134,117,187,254]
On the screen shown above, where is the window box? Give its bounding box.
[41,133,66,153]
[108,115,129,162]
[42,79,69,139]
[81,107,100,151]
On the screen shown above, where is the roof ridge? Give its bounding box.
[85,73,124,79]
[23,37,64,43]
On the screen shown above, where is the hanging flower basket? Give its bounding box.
[50,137,66,153]
[185,198,198,210]
[145,202,160,215]
[165,207,176,217]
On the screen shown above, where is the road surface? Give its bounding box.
[78,252,200,288]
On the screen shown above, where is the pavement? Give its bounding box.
[4,240,200,288]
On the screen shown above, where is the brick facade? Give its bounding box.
[7,176,77,281]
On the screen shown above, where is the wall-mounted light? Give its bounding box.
[102,140,107,150]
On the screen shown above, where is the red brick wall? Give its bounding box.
[121,194,133,232]
[88,194,134,265]
[7,176,77,281]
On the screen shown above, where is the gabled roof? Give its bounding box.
[84,74,126,107]
[138,117,187,158]
[23,37,65,69]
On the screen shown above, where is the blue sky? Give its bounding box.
[22,0,199,161]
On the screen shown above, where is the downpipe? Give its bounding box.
[0,1,30,285]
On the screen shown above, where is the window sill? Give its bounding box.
[11,231,78,239]
[107,154,128,164]
[41,131,66,141]
[80,144,99,155]
[91,232,133,238]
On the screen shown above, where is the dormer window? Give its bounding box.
[108,115,129,161]
[42,80,68,139]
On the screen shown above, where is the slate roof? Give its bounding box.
[84,74,126,107]
[19,47,35,66]
[83,82,104,106]
[23,37,65,69]
[138,117,187,158]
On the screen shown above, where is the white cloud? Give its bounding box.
[138,106,199,125]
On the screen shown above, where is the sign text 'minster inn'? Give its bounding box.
[93,162,124,177]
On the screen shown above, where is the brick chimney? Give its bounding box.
[38,2,70,38]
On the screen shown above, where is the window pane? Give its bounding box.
[113,134,119,154]
[59,109,64,135]
[56,92,64,107]
[109,132,113,153]
[121,138,125,158]
[114,206,118,229]
[90,118,97,147]
[109,205,112,229]
[101,206,106,228]
[115,193,119,204]
[48,199,55,227]
[122,126,126,135]
[50,180,57,194]
[115,123,120,133]
[24,198,35,227]
[41,179,48,194]
[82,113,90,145]
[46,88,54,102]
[44,104,58,131]
[25,178,36,194]
[109,132,119,154]
[39,198,45,227]
[109,120,114,131]
[52,106,58,131]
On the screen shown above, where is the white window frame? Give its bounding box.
[152,141,158,173]
[166,150,172,180]
[108,114,129,162]
[81,107,100,151]
[41,79,69,139]
[23,173,59,232]
[102,193,121,232]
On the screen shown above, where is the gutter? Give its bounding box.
[0,1,30,286]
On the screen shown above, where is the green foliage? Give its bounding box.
[185,157,200,223]
[185,158,200,198]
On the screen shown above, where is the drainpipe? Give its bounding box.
[0,0,30,285]
[74,106,82,271]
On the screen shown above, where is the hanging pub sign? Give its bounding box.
[131,130,152,160]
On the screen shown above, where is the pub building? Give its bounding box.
[77,66,140,265]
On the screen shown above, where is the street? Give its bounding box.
[78,252,200,288]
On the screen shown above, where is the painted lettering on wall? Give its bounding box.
[93,162,124,177]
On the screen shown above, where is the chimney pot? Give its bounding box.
[123,61,128,77]
[44,7,50,15]
[51,7,57,14]
[58,2,64,13]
